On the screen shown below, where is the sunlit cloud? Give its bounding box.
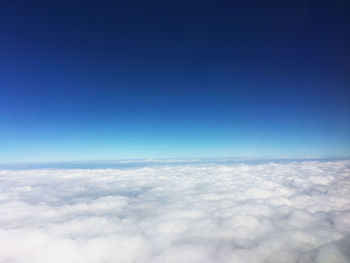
[0,160,349,262]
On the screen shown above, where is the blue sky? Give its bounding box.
[1,1,349,162]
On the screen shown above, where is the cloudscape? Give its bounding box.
[1,0,349,262]
[0,160,350,262]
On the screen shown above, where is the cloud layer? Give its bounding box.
[0,160,349,262]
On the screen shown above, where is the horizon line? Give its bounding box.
[1,155,350,166]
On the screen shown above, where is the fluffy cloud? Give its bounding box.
[0,160,349,262]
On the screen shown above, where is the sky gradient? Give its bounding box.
[1,0,350,162]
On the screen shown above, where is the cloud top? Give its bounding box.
[0,160,349,262]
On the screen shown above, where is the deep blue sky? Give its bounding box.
[1,0,349,162]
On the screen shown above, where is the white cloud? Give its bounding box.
[0,160,349,262]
